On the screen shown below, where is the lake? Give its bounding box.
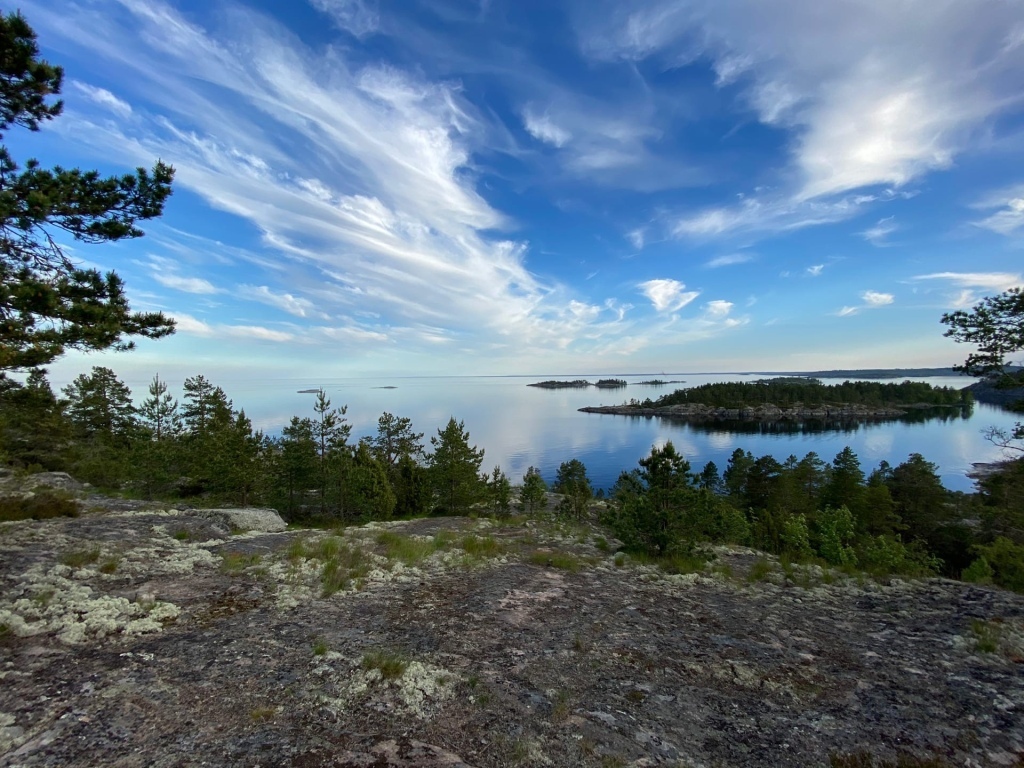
[204,373,1021,493]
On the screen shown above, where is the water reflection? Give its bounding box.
[173,375,1015,494]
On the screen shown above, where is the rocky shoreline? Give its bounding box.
[579,402,924,421]
[2,476,1023,767]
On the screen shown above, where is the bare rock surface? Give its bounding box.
[200,507,288,533]
[2,496,1023,767]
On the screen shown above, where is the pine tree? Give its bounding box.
[61,366,138,445]
[487,465,512,517]
[139,374,180,441]
[369,412,423,468]
[520,466,548,513]
[311,388,350,516]
[553,458,593,519]
[427,417,485,515]
[0,12,175,370]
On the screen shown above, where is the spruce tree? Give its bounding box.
[427,417,485,515]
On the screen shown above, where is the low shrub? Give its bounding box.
[0,492,79,522]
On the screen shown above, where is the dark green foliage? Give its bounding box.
[971,537,1024,592]
[695,460,722,493]
[520,465,547,513]
[823,447,866,520]
[62,366,138,445]
[0,490,78,521]
[267,416,318,520]
[0,12,175,370]
[339,443,396,522]
[392,453,431,518]
[0,368,69,468]
[368,412,423,468]
[815,504,857,565]
[553,458,593,519]
[311,388,351,515]
[487,465,512,517]
[648,378,968,409]
[427,417,485,515]
[60,366,138,486]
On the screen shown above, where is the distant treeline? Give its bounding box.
[643,378,971,409]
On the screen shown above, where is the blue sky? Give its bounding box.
[13,0,1024,384]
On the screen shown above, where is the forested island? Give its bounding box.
[581,377,973,422]
[529,378,627,389]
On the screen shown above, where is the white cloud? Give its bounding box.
[913,272,1023,291]
[580,1,1024,201]
[171,313,213,335]
[837,306,859,317]
[861,290,894,307]
[806,264,824,277]
[639,279,700,312]
[70,81,133,118]
[705,299,733,317]
[861,216,897,246]
[152,272,219,294]
[522,107,572,147]
[706,253,753,268]
[626,228,645,250]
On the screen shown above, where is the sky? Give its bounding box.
[11,0,1024,385]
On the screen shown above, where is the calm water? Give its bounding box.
[203,373,1019,493]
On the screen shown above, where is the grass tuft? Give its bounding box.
[220,551,261,574]
[60,547,100,569]
[527,550,580,571]
[747,557,773,583]
[461,534,501,559]
[321,544,370,596]
[376,531,443,565]
[361,649,408,680]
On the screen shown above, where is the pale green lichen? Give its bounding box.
[0,561,180,644]
[311,655,459,720]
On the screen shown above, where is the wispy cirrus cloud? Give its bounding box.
[579,0,1024,198]
[913,272,1023,291]
[29,0,650,358]
[971,187,1024,236]
[706,253,753,268]
[579,0,1024,241]
[308,0,379,38]
[151,271,220,295]
[861,216,897,246]
[806,264,824,277]
[70,81,133,117]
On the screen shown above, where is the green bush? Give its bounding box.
[816,505,857,566]
[858,535,941,576]
[972,537,1024,592]
[781,513,813,559]
[961,556,994,585]
[0,492,79,522]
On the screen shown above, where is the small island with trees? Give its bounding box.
[528,378,629,389]
[580,377,974,422]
